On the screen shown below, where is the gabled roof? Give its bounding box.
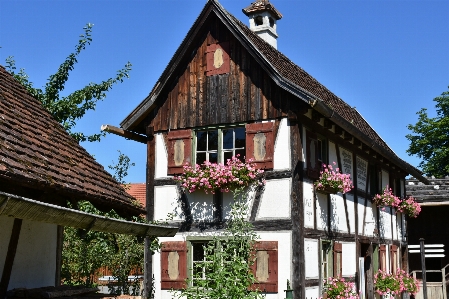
[0,66,144,217]
[406,177,449,205]
[120,0,427,183]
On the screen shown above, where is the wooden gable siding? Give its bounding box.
[144,16,298,132]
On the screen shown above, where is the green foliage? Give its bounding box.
[406,86,449,177]
[109,150,135,185]
[4,23,132,143]
[173,187,264,299]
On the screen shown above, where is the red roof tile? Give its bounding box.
[124,183,146,208]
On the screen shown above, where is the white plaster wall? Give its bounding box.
[342,242,356,277]
[305,286,319,299]
[154,231,292,299]
[392,210,398,240]
[316,192,328,231]
[381,170,389,189]
[345,194,356,234]
[273,118,290,170]
[304,238,319,279]
[155,133,168,178]
[186,191,215,222]
[379,207,392,240]
[330,194,348,233]
[154,185,183,221]
[256,178,290,219]
[328,142,338,165]
[366,201,377,237]
[222,187,256,220]
[6,219,57,290]
[303,179,314,228]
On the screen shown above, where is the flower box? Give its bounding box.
[316,185,340,195]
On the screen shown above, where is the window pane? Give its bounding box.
[193,243,205,261]
[197,131,207,151]
[235,149,245,161]
[197,153,206,165]
[223,129,233,149]
[234,127,245,148]
[223,151,233,163]
[209,153,218,164]
[208,130,218,151]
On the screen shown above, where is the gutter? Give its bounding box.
[311,99,429,184]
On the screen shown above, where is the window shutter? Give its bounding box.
[390,245,398,274]
[161,241,188,290]
[306,130,321,179]
[379,245,387,271]
[167,129,192,175]
[206,42,230,76]
[333,242,342,277]
[246,122,275,169]
[250,241,278,293]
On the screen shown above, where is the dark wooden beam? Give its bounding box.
[311,110,321,123]
[144,125,156,298]
[323,118,333,130]
[290,121,305,299]
[334,125,343,136]
[101,124,147,144]
[0,218,23,298]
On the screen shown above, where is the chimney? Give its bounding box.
[242,0,283,49]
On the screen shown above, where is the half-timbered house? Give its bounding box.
[0,65,177,298]
[110,1,429,298]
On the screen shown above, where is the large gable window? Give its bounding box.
[195,127,245,165]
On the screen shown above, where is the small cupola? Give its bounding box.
[242,0,283,49]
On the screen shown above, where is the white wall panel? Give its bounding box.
[186,191,215,222]
[303,179,315,228]
[305,239,319,279]
[8,220,57,290]
[379,207,392,240]
[345,194,355,234]
[222,187,256,220]
[330,194,348,233]
[316,192,328,231]
[257,178,290,219]
[154,185,183,221]
[342,242,356,277]
[273,118,290,170]
[305,286,319,299]
[155,133,168,178]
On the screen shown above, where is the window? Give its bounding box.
[321,241,332,281]
[255,16,263,26]
[195,127,245,165]
[191,241,210,285]
[306,130,327,179]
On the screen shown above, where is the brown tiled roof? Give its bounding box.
[228,13,393,156]
[242,0,283,20]
[0,66,144,216]
[406,178,449,203]
[124,183,146,208]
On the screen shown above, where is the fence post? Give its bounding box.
[442,265,447,299]
[420,238,428,299]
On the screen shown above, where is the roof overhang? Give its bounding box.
[0,192,178,237]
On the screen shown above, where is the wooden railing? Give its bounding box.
[411,264,449,299]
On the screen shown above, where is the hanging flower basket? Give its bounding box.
[314,162,353,194]
[321,277,359,299]
[372,186,421,217]
[374,269,419,297]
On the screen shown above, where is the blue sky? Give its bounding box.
[1,0,448,182]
